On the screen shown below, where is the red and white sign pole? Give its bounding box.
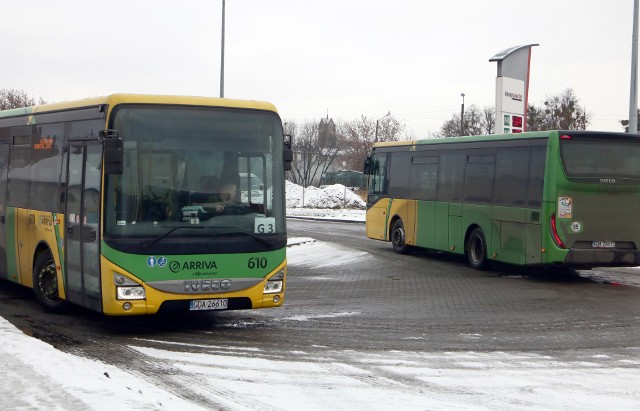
[490,44,538,134]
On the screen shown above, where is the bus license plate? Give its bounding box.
[189,298,229,311]
[592,241,615,249]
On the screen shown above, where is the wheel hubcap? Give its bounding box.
[38,261,59,302]
[471,236,483,263]
[393,227,405,246]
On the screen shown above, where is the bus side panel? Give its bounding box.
[448,203,463,254]
[525,211,542,265]
[4,207,20,283]
[387,199,416,245]
[435,202,449,250]
[461,203,492,256]
[415,201,437,249]
[366,198,391,241]
[491,206,527,265]
[16,208,30,285]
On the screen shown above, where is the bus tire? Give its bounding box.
[33,251,68,313]
[391,219,411,254]
[466,228,489,270]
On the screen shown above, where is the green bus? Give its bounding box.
[0,94,291,315]
[364,130,640,269]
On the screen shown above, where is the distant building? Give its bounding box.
[319,117,337,147]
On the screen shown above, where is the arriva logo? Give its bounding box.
[184,279,231,292]
[170,260,218,273]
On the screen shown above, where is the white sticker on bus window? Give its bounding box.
[558,197,573,219]
[69,213,75,223]
[255,217,276,234]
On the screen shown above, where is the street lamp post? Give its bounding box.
[630,0,639,133]
[374,111,391,142]
[460,93,465,136]
[220,0,226,98]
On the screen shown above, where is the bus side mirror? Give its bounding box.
[102,130,123,175]
[284,134,293,171]
[363,157,372,175]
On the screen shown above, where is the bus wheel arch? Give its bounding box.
[32,246,68,313]
[390,217,411,254]
[465,226,489,270]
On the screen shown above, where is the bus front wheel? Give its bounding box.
[391,219,411,254]
[466,228,489,270]
[33,251,68,313]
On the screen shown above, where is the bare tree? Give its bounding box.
[527,88,589,131]
[339,114,404,171]
[621,109,640,132]
[286,119,339,187]
[0,87,46,110]
[437,105,494,137]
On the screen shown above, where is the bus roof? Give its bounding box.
[0,93,279,119]
[372,131,556,150]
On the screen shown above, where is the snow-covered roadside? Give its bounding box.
[0,316,205,411]
[285,181,366,221]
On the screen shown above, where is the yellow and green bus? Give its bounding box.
[364,130,640,269]
[0,94,291,315]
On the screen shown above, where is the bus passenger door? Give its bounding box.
[64,142,102,312]
[0,143,8,278]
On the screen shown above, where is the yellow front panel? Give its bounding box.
[99,256,286,316]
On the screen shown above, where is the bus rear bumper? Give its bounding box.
[563,249,640,267]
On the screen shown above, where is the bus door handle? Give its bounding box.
[82,225,96,242]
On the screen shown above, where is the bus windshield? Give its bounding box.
[104,105,285,250]
[560,137,640,180]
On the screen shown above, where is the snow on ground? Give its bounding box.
[286,181,366,221]
[286,181,365,209]
[2,310,640,410]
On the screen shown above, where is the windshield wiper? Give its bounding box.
[140,226,205,250]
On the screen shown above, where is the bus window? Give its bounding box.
[494,147,530,207]
[560,139,640,179]
[436,151,465,202]
[463,152,495,204]
[368,154,388,195]
[410,155,438,200]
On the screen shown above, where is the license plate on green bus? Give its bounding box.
[592,241,615,249]
[189,298,229,311]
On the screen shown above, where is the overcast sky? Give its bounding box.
[1,0,635,137]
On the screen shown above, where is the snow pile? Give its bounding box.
[286,181,365,209]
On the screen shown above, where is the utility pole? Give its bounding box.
[220,0,226,98]
[630,0,638,133]
[460,93,465,136]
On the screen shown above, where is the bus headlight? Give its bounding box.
[116,286,146,300]
[264,270,284,294]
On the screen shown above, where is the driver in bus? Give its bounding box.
[195,176,238,213]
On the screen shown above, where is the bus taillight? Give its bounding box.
[560,134,572,140]
[550,213,567,249]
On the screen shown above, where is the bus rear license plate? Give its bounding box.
[189,298,229,311]
[592,241,615,249]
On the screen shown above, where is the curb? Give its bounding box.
[286,216,365,224]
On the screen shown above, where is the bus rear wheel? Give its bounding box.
[391,219,411,254]
[466,228,489,270]
[33,251,68,313]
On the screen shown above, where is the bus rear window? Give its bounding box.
[560,139,640,179]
